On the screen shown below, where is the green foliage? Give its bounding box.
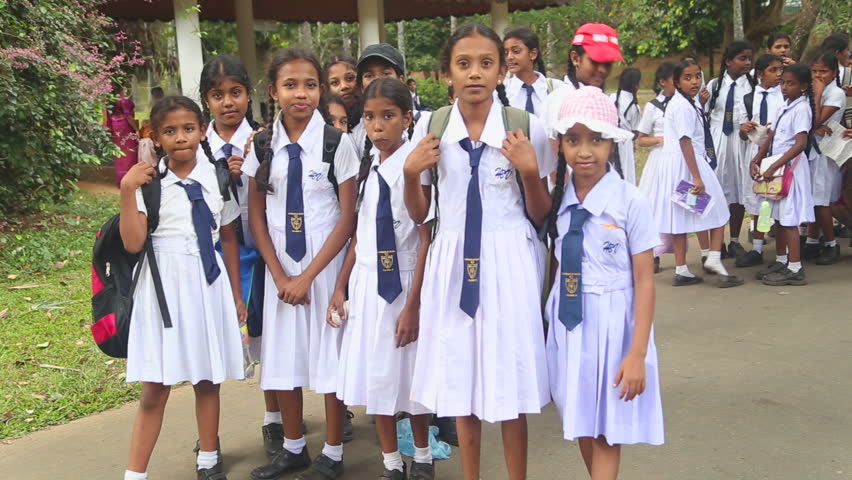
[814,0,852,40]
[416,78,450,110]
[618,0,726,59]
[0,0,130,214]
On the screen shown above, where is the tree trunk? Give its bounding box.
[397,20,405,62]
[732,0,745,40]
[298,21,313,50]
[790,0,822,60]
[342,22,352,56]
[450,15,457,34]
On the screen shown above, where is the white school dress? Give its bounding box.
[504,72,565,117]
[636,94,672,257]
[350,121,369,159]
[545,171,664,446]
[706,73,753,205]
[610,90,641,185]
[337,141,431,416]
[410,100,556,423]
[654,92,730,234]
[242,110,359,393]
[126,159,245,385]
[738,85,784,215]
[810,81,845,206]
[767,97,815,226]
[203,118,256,248]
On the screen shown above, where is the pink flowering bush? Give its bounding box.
[0,0,143,213]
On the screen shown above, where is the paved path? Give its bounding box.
[2,247,852,479]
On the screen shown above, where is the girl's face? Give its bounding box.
[780,71,807,101]
[204,76,249,130]
[836,47,851,66]
[363,97,411,155]
[327,63,357,106]
[659,75,675,96]
[758,60,784,88]
[677,64,703,97]
[726,49,753,76]
[447,34,506,105]
[811,60,836,85]
[504,37,536,75]
[327,102,349,133]
[270,58,321,124]
[360,60,400,90]
[570,50,612,88]
[561,123,611,182]
[769,38,791,58]
[152,108,203,165]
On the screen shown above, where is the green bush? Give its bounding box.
[416,78,450,111]
[0,0,139,214]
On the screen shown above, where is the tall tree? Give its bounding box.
[733,0,745,40]
[791,0,823,59]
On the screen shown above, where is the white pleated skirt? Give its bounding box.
[127,238,245,386]
[337,264,432,416]
[711,125,748,205]
[653,149,730,234]
[259,226,345,393]
[638,147,674,257]
[410,224,549,423]
[545,276,664,446]
[770,153,815,227]
[810,152,841,207]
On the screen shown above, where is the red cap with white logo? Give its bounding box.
[572,23,624,63]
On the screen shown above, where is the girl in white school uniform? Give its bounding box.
[804,51,845,265]
[245,49,358,480]
[502,27,564,117]
[120,96,245,480]
[655,61,744,288]
[403,24,555,480]
[610,68,642,185]
[705,41,755,259]
[637,62,677,271]
[736,54,785,267]
[750,64,816,286]
[545,85,664,480]
[332,78,435,480]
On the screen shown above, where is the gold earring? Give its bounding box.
[448,80,452,86]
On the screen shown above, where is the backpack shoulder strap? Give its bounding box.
[743,91,754,121]
[322,124,343,198]
[502,105,531,138]
[140,176,161,234]
[427,105,453,139]
[137,176,171,328]
[546,78,554,94]
[650,98,666,112]
[253,129,273,163]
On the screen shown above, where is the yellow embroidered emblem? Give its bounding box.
[563,272,580,296]
[601,223,619,230]
[465,258,479,282]
[289,213,303,233]
[380,250,395,272]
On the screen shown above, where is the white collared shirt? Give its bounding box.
[663,92,710,160]
[819,81,846,126]
[542,80,581,138]
[738,84,784,126]
[771,96,811,154]
[637,93,667,142]
[414,99,556,232]
[136,158,240,243]
[243,110,359,233]
[504,72,565,117]
[609,90,641,131]
[706,72,752,129]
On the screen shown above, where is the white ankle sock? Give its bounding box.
[414,445,433,464]
[826,240,837,247]
[284,436,306,455]
[701,248,710,257]
[730,238,740,244]
[124,471,147,480]
[806,237,820,245]
[263,411,282,426]
[777,255,788,264]
[704,251,729,275]
[788,261,802,273]
[382,450,404,472]
[196,450,218,470]
[753,239,764,254]
[675,265,694,277]
[322,442,343,462]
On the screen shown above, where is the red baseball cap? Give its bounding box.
[572,23,624,63]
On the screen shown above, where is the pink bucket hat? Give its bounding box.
[550,86,634,141]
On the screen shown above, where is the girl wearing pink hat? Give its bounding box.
[544,85,664,479]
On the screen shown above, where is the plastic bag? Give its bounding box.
[396,418,451,460]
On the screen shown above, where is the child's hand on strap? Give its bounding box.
[281,273,312,306]
[326,288,346,328]
[395,306,419,348]
[699,87,710,107]
[404,133,440,178]
[120,162,156,191]
[501,129,538,179]
[227,155,244,180]
[750,157,762,180]
[615,352,646,402]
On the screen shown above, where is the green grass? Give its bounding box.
[0,190,140,439]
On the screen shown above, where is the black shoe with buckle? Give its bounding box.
[295,454,344,480]
[815,244,840,265]
[262,423,284,459]
[198,462,228,480]
[250,447,312,480]
[342,409,355,443]
[735,250,763,267]
[409,462,435,480]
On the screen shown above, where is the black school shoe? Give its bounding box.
[342,409,355,443]
[728,241,748,260]
[251,447,312,480]
[295,454,344,480]
[379,464,407,480]
[756,260,785,280]
[198,462,228,480]
[432,416,459,446]
[193,438,222,460]
[673,274,703,286]
[762,267,807,286]
[802,243,821,260]
[262,423,284,459]
[735,250,764,267]
[815,244,841,265]
[717,275,744,288]
[409,462,435,480]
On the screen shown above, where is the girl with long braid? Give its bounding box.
[610,67,642,184]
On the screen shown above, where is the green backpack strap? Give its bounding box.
[546,77,554,94]
[321,124,343,199]
[501,105,530,138]
[426,106,453,239]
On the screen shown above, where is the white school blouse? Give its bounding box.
[706,72,752,127]
[819,81,846,126]
[636,94,666,138]
[770,96,812,154]
[737,85,784,126]
[504,72,564,117]
[609,90,641,132]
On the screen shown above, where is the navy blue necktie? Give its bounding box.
[178,182,221,285]
[722,82,735,135]
[374,166,403,303]
[759,91,769,125]
[701,106,717,170]
[522,84,535,114]
[285,143,306,262]
[222,143,242,188]
[558,205,591,330]
[459,138,485,318]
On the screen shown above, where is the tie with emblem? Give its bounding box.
[558,205,591,330]
[700,106,718,170]
[285,143,306,262]
[459,138,485,318]
[722,82,735,135]
[222,142,242,188]
[177,182,221,284]
[759,91,769,125]
[374,166,403,303]
[522,83,535,114]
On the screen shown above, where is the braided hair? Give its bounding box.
[547,150,569,242]
[653,62,677,95]
[199,54,259,129]
[615,67,641,123]
[813,49,841,87]
[783,64,820,155]
[504,27,547,76]
[149,95,214,178]
[707,41,755,114]
[565,45,585,89]
[441,23,510,107]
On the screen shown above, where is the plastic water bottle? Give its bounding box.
[757,200,773,233]
[240,322,256,379]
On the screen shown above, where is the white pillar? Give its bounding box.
[491,0,509,38]
[357,0,384,50]
[234,0,260,119]
[173,0,204,105]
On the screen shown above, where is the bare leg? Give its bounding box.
[696,230,710,251]
[729,203,745,240]
[710,226,725,251]
[578,437,594,475]
[815,206,836,243]
[456,415,482,480]
[785,226,801,262]
[324,393,346,446]
[193,381,221,452]
[409,414,432,450]
[501,415,528,480]
[276,388,304,440]
[590,436,621,480]
[776,222,787,257]
[673,234,688,267]
[375,415,398,453]
[264,389,280,413]
[127,382,171,472]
